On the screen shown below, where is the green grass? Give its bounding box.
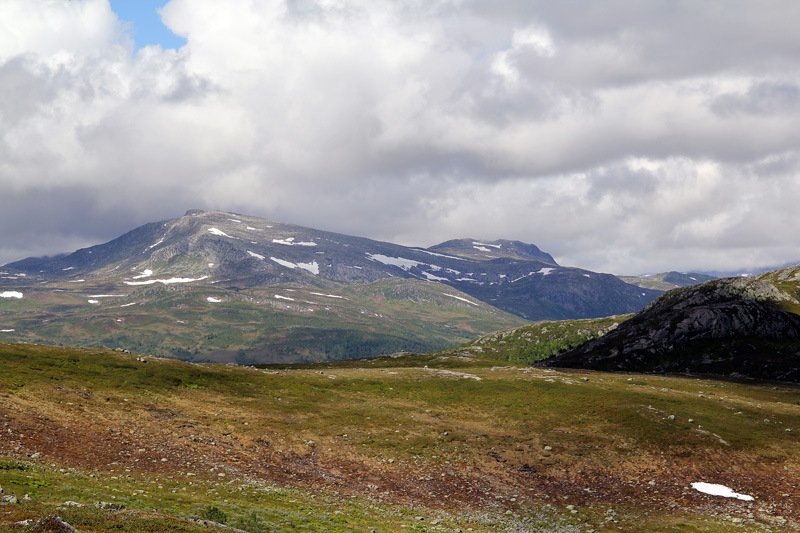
[1,341,798,531]
[0,280,527,364]
[456,315,632,365]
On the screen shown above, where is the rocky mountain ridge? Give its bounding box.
[542,269,800,381]
[4,209,660,322]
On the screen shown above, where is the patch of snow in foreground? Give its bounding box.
[208,227,233,238]
[274,295,294,301]
[1,291,23,299]
[247,251,265,260]
[0,329,14,332]
[367,253,423,270]
[691,482,753,501]
[88,300,99,304]
[132,269,153,279]
[124,276,208,286]
[207,297,222,303]
[444,294,479,306]
[273,237,317,246]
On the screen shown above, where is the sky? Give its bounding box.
[1,0,800,275]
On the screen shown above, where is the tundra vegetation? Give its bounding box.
[1,341,798,531]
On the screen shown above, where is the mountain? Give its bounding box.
[427,238,557,263]
[0,210,660,362]
[542,267,800,382]
[620,271,716,291]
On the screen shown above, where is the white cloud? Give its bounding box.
[2,0,800,274]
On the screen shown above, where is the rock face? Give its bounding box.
[543,275,800,382]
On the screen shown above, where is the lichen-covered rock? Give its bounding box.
[543,275,800,382]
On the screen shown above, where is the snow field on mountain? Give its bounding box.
[124,276,209,286]
[270,257,319,275]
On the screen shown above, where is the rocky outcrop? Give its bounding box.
[542,276,800,382]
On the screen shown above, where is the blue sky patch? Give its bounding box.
[109,0,186,50]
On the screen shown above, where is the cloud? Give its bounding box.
[1,0,800,275]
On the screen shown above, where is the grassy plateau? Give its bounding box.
[1,340,799,531]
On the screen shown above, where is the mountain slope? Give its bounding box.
[621,271,716,291]
[542,268,800,381]
[1,210,659,362]
[4,209,660,320]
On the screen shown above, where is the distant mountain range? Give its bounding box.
[0,210,661,363]
[620,271,717,291]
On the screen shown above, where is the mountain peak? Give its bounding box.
[428,239,557,264]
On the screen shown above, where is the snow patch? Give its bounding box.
[691,482,753,501]
[444,294,479,306]
[414,249,465,261]
[367,253,423,270]
[273,237,317,246]
[119,302,137,307]
[146,237,165,250]
[207,297,222,303]
[68,279,85,283]
[208,263,214,268]
[88,299,99,304]
[473,246,491,252]
[132,269,153,279]
[62,266,76,271]
[0,329,15,332]
[297,261,320,275]
[270,257,296,269]
[124,276,208,286]
[247,251,265,260]
[310,292,347,300]
[269,257,318,275]
[1,291,23,299]
[208,227,233,238]
[274,295,295,301]
[538,268,555,276]
[422,271,448,281]
[228,219,242,223]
